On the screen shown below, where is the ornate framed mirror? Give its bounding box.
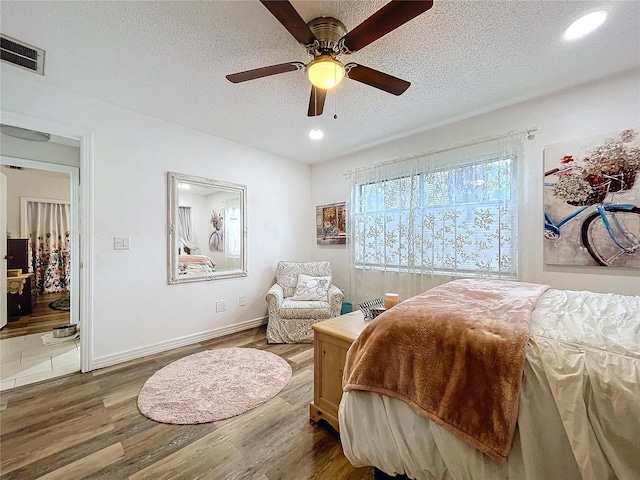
[167,172,247,283]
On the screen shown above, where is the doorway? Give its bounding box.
[0,112,92,388]
[1,159,80,390]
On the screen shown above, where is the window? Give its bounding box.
[226,202,241,258]
[350,137,521,280]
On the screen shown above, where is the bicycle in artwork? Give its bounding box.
[544,169,640,267]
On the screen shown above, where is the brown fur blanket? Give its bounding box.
[343,279,550,462]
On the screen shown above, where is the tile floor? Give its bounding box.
[0,332,80,391]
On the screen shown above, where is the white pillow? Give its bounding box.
[292,274,331,301]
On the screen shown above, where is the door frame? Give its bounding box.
[1,173,7,329]
[0,110,94,373]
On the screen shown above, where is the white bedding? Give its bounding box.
[180,264,215,274]
[178,254,216,274]
[338,288,640,480]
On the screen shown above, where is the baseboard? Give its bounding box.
[91,316,268,370]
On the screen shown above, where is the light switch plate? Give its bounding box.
[114,236,130,250]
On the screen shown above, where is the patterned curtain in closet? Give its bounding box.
[26,201,71,294]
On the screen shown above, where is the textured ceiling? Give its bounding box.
[1,1,639,164]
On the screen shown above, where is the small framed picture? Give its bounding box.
[316,202,346,245]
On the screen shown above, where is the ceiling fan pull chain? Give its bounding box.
[332,66,338,119]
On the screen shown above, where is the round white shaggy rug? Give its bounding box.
[137,347,292,424]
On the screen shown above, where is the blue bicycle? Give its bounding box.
[544,169,640,267]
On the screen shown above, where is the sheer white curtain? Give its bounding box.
[226,201,241,258]
[178,206,200,253]
[26,201,71,293]
[346,133,525,306]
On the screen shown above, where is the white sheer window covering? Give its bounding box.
[346,133,525,305]
[178,206,200,252]
[226,202,241,258]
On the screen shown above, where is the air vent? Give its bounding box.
[1,34,45,75]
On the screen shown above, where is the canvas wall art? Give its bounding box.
[316,202,346,245]
[543,128,640,268]
[209,210,224,252]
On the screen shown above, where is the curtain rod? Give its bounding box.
[344,127,538,176]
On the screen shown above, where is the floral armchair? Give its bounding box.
[265,261,344,343]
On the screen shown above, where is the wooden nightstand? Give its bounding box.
[309,310,368,431]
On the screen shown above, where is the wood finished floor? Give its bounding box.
[0,326,374,480]
[1,292,70,340]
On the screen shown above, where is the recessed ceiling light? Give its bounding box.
[564,11,608,40]
[309,129,324,140]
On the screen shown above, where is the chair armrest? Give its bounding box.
[266,283,284,307]
[328,285,344,315]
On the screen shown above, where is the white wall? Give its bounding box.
[312,69,640,298]
[2,167,70,238]
[1,65,313,366]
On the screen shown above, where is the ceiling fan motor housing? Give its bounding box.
[307,17,347,54]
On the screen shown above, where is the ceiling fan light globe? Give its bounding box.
[307,56,345,90]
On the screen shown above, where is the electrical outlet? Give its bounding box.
[114,236,130,250]
[239,295,246,307]
[216,300,227,312]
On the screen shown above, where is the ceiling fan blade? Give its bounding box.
[341,0,434,53]
[308,85,327,117]
[345,63,410,95]
[260,0,317,46]
[226,62,303,83]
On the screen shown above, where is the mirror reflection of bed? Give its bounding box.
[177,248,216,275]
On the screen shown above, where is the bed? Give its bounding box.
[178,254,216,274]
[338,279,640,480]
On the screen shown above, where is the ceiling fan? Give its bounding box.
[226,0,434,117]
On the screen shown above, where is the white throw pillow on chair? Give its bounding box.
[292,274,331,301]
